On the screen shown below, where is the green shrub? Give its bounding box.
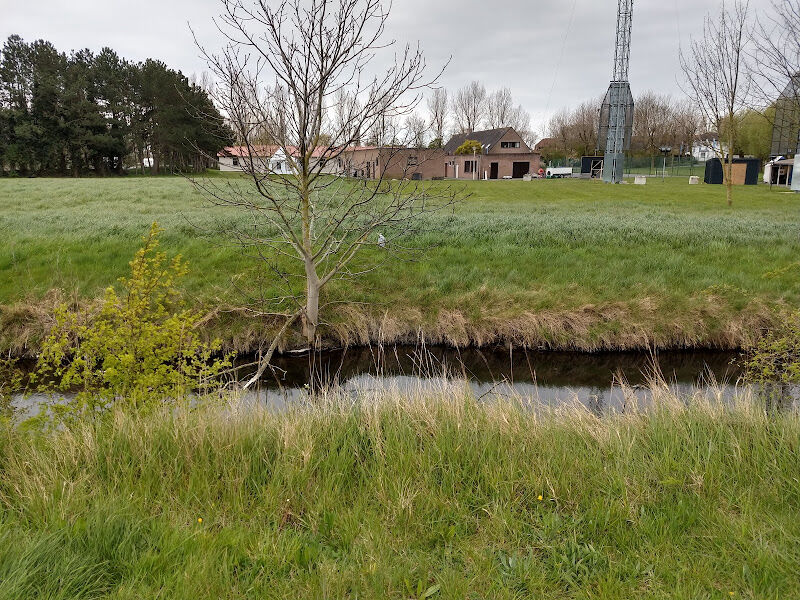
[34,223,232,413]
[743,310,800,403]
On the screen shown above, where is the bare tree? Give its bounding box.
[751,0,800,156]
[485,87,514,129]
[751,0,800,106]
[452,81,486,133]
[194,0,455,383]
[509,105,538,148]
[547,107,572,157]
[673,101,705,157]
[333,87,363,145]
[571,100,600,157]
[680,0,751,205]
[405,112,428,147]
[364,97,400,146]
[426,87,448,145]
[634,91,677,172]
[482,86,537,147]
[545,99,599,158]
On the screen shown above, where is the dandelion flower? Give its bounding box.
[537,495,543,501]
[197,517,203,524]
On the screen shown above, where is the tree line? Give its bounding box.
[544,0,797,180]
[545,92,773,166]
[327,81,536,151]
[0,35,232,176]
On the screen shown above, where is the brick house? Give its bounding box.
[444,128,541,179]
[339,146,448,180]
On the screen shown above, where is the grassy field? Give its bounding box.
[1,175,799,353]
[1,390,799,599]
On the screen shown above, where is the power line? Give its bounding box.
[544,0,578,119]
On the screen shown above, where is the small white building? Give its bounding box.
[268,148,292,175]
[691,135,727,162]
[764,157,794,186]
[217,145,337,175]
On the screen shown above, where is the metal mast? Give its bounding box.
[600,0,635,183]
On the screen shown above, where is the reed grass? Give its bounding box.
[1,384,798,599]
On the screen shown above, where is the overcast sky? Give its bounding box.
[1,0,771,135]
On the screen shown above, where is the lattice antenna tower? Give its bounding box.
[599,0,635,183]
[612,0,633,82]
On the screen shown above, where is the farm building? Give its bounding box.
[443,128,541,180]
[218,127,541,181]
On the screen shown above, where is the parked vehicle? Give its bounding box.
[546,167,573,178]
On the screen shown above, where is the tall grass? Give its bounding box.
[1,385,798,599]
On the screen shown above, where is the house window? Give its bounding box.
[464,160,476,173]
[700,152,707,159]
[232,157,239,166]
[501,141,520,149]
[407,155,418,166]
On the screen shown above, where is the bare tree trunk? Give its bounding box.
[303,258,320,345]
[724,160,733,206]
[725,116,734,206]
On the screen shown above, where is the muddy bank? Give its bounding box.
[1,291,783,358]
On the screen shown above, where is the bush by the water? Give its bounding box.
[34,223,231,413]
[744,309,800,403]
[0,390,798,599]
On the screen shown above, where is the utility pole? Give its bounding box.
[660,146,671,181]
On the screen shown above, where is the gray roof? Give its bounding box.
[444,128,512,154]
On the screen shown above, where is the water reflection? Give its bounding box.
[13,346,798,416]
[240,346,748,412]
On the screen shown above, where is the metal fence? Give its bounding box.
[625,154,705,177]
[546,155,706,177]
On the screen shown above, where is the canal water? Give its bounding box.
[12,346,779,416]
[231,346,748,412]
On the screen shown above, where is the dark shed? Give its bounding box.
[580,156,605,178]
[703,158,760,185]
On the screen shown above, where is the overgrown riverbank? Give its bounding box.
[1,176,798,355]
[0,288,785,357]
[1,388,798,599]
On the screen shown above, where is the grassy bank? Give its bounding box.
[2,176,799,353]
[0,389,798,598]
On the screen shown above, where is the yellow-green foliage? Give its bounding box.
[34,223,231,411]
[744,310,800,387]
[454,139,482,155]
